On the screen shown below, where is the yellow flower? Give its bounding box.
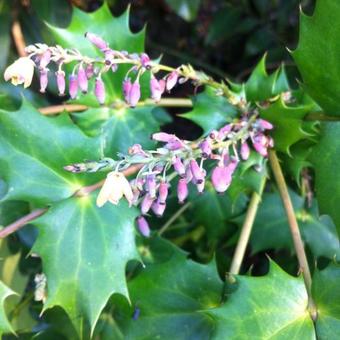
[4,57,35,88]
[96,171,133,207]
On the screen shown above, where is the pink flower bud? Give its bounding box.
[150,76,165,102]
[129,81,141,107]
[85,64,94,79]
[56,70,65,96]
[152,132,176,143]
[185,166,193,183]
[69,75,78,99]
[253,133,268,157]
[146,174,157,198]
[123,78,132,101]
[141,194,154,215]
[140,53,151,68]
[177,178,188,204]
[95,77,105,105]
[196,179,205,194]
[158,181,169,204]
[172,156,186,177]
[211,166,232,193]
[40,50,51,69]
[257,119,273,130]
[165,140,184,150]
[152,199,166,217]
[85,32,108,50]
[190,159,205,184]
[218,124,233,140]
[166,71,178,91]
[240,142,250,160]
[78,65,88,93]
[39,69,48,93]
[136,216,150,237]
[199,140,211,158]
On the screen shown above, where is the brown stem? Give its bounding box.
[268,149,317,319]
[39,104,88,115]
[229,175,266,275]
[11,21,26,57]
[0,165,141,239]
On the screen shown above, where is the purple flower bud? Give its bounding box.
[95,77,105,105]
[185,166,193,183]
[177,178,188,204]
[136,216,150,237]
[150,76,165,102]
[152,132,176,143]
[199,140,211,158]
[257,118,273,130]
[196,179,205,194]
[172,156,186,177]
[111,63,118,73]
[190,159,205,184]
[39,68,48,93]
[165,140,184,150]
[211,166,232,193]
[56,70,65,96]
[240,142,250,160]
[140,53,151,68]
[128,81,141,107]
[166,71,178,91]
[40,50,51,69]
[218,124,233,140]
[158,181,169,204]
[152,199,166,217]
[69,75,78,99]
[78,65,88,93]
[123,78,132,101]
[85,64,94,79]
[253,133,268,157]
[85,32,108,50]
[146,174,157,198]
[141,194,154,215]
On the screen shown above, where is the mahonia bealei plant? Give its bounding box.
[4,32,274,237]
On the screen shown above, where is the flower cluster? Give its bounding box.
[4,33,200,107]
[65,114,273,237]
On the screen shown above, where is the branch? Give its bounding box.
[229,175,267,275]
[11,21,26,57]
[0,164,142,239]
[268,149,317,319]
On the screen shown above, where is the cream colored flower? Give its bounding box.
[96,171,133,207]
[4,57,35,88]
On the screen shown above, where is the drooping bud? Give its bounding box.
[211,166,232,193]
[85,63,94,79]
[39,68,48,93]
[177,178,188,204]
[199,140,211,158]
[240,142,250,160]
[95,77,105,105]
[136,216,150,237]
[158,181,169,204]
[252,133,268,157]
[146,174,157,198]
[123,78,132,101]
[196,179,205,194]
[85,32,108,50]
[185,166,193,183]
[166,71,178,91]
[190,159,205,184]
[129,81,141,107]
[40,50,51,69]
[151,199,166,217]
[141,194,154,215]
[56,70,66,96]
[172,156,186,177]
[257,118,273,130]
[78,64,88,93]
[150,76,165,102]
[69,74,78,99]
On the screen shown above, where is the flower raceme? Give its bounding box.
[67,114,274,237]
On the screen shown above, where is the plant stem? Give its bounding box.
[229,175,266,275]
[268,149,317,318]
[158,202,191,236]
[11,20,26,57]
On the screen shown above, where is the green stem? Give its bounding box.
[229,175,266,275]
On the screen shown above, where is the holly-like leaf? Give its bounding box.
[312,264,340,339]
[245,54,289,102]
[292,0,340,115]
[309,123,340,234]
[260,97,317,154]
[32,192,140,336]
[118,238,224,339]
[181,87,237,135]
[0,99,102,206]
[210,261,315,339]
[0,280,15,337]
[246,190,340,259]
[47,3,147,106]
[72,106,159,156]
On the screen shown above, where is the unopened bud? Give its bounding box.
[152,199,166,217]
[85,32,108,50]
[78,65,88,93]
[39,68,48,93]
[69,74,78,99]
[95,77,105,105]
[177,178,188,204]
[136,216,150,237]
[166,71,178,91]
[56,70,65,96]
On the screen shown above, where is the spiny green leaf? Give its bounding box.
[0,99,102,206]
[312,264,340,339]
[47,3,147,106]
[292,0,340,115]
[209,261,315,339]
[245,54,289,102]
[32,192,140,336]
[72,106,159,156]
[0,280,16,337]
[246,190,340,259]
[181,87,237,134]
[309,122,340,235]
